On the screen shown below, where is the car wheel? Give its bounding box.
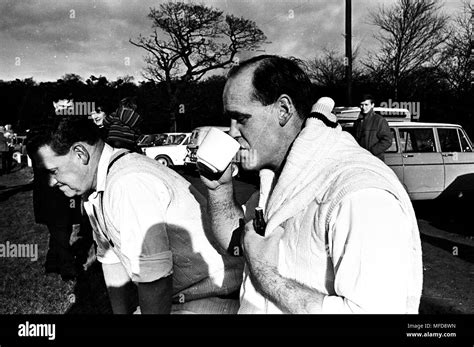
[155,155,172,167]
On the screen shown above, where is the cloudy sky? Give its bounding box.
[0,0,463,82]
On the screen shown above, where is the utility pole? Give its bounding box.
[471,6,474,86]
[345,0,352,106]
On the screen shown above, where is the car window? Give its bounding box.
[457,129,472,152]
[154,134,167,146]
[171,135,180,145]
[386,128,398,152]
[174,134,186,145]
[438,128,461,152]
[137,135,147,144]
[189,130,199,145]
[399,128,436,153]
[139,135,155,146]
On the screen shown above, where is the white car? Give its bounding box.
[342,120,474,200]
[142,133,191,167]
[384,122,474,200]
[137,133,167,148]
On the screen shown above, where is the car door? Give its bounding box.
[383,128,403,183]
[175,134,191,165]
[437,127,474,197]
[399,127,444,199]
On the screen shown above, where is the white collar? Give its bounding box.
[88,143,115,201]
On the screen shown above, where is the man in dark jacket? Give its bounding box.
[33,163,92,280]
[353,94,392,160]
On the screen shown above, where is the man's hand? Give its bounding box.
[200,162,244,255]
[137,276,172,314]
[241,221,285,290]
[198,162,236,190]
[83,243,96,271]
[241,222,325,313]
[69,224,82,246]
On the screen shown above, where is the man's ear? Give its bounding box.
[72,143,90,165]
[277,95,295,127]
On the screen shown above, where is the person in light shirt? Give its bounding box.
[25,116,243,314]
[200,55,423,314]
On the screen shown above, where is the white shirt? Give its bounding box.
[83,144,172,282]
[322,188,414,313]
[84,143,243,296]
[240,188,418,314]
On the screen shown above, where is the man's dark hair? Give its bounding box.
[228,55,313,118]
[361,94,375,104]
[26,116,101,156]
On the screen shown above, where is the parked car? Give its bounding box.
[386,122,474,200]
[9,134,27,164]
[141,132,191,167]
[10,134,27,153]
[341,120,474,200]
[137,134,167,148]
[184,126,230,168]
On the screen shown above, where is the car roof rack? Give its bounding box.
[334,106,411,123]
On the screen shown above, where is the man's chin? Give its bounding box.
[239,151,260,171]
[241,162,260,172]
[59,188,79,197]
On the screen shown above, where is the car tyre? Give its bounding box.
[155,155,172,167]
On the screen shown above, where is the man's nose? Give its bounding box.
[48,175,58,187]
[229,119,241,138]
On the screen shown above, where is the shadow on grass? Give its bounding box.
[419,296,466,314]
[0,182,33,201]
[412,198,473,238]
[420,233,474,264]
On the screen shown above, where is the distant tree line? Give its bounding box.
[0,0,472,138]
[0,73,229,134]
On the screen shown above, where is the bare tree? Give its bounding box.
[440,0,473,95]
[365,0,449,99]
[110,75,136,88]
[60,73,84,83]
[130,2,267,131]
[304,48,360,88]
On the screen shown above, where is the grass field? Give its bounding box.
[0,166,71,313]
[0,166,112,314]
[1,165,473,314]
